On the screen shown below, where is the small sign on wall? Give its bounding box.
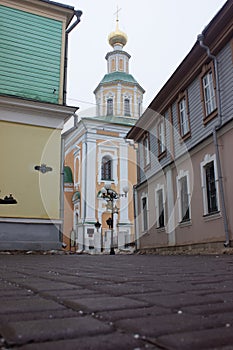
[87,228,94,237]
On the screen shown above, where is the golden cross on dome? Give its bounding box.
[114,6,122,23]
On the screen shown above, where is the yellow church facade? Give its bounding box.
[63,19,144,252]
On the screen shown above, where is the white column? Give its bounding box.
[134,87,137,118]
[117,83,121,115]
[100,87,104,116]
[119,143,129,223]
[85,139,97,222]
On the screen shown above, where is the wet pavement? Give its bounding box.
[0,253,233,349]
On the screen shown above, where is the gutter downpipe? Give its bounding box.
[133,184,139,251]
[63,10,82,104]
[60,9,82,246]
[198,34,230,247]
[60,115,78,246]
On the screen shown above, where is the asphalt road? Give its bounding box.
[0,253,233,349]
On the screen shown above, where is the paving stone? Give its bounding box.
[0,316,112,345]
[129,291,223,309]
[115,313,225,338]
[182,301,233,315]
[0,296,65,314]
[156,326,233,349]
[0,309,79,323]
[98,305,170,322]
[18,332,155,350]
[14,281,80,292]
[90,282,162,296]
[63,296,149,312]
[40,288,99,299]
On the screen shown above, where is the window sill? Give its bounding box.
[156,226,166,233]
[158,150,167,161]
[203,109,218,125]
[144,163,151,172]
[179,131,191,142]
[179,219,192,227]
[203,211,221,222]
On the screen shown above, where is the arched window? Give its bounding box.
[107,98,113,116]
[124,98,130,116]
[101,156,112,180]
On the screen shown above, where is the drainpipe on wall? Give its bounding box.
[133,185,140,251]
[60,9,82,246]
[60,115,78,246]
[198,34,230,247]
[63,10,82,105]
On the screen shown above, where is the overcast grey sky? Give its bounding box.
[60,0,227,118]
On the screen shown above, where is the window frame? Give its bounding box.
[177,170,191,223]
[124,98,131,116]
[177,91,191,140]
[157,117,166,159]
[106,98,113,116]
[141,194,149,232]
[101,155,113,181]
[200,62,217,124]
[142,132,151,170]
[200,154,220,216]
[155,184,165,229]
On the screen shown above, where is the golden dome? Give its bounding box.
[108,20,127,48]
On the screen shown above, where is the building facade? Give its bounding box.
[63,19,144,252]
[0,0,81,250]
[127,0,233,251]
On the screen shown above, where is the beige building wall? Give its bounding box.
[0,121,61,219]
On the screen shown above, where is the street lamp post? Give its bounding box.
[100,183,129,255]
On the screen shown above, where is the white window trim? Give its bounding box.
[155,183,166,229]
[97,144,118,185]
[179,97,189,137]
[123,93,132,117]
[176,169,191,223]
[73,147,81,189]
[143,134,150,167]
[202,71,216,116]
[158,119,166,154]
[141,192,149,232]
[200,154,220,216]
[105,92,115,116]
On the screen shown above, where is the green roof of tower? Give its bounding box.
[94,72,145,93]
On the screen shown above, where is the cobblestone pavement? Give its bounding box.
[0,253,233,349]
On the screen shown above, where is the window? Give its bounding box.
[107,98,113,116]
[180,176,190,222]
[158,119,166,156]
[200,63,217,122]
[177,94,190,139]
[142,133,150,168]
[177,171,191,223]
[142,196,148,231]
[138,101,142,117]
[205,161,218,214]
[124,98,130,116]
[119,58,124,71]
[200,154,219,216]
[202,71,216,116]
[156,188,165,228]
[101,156,112,180]
[111,59,116,72]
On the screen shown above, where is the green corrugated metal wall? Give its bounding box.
[0,5,63,104]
